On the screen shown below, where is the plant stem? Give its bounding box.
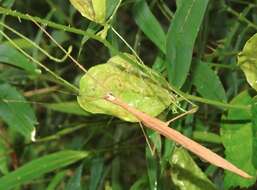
[0,30,78,93]
[182,93,250,110]
[0,6,116,55]
[225,5,257,30]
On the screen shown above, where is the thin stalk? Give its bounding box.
[182,93,250,110]
[0,6,116,55]
[0,30,78,93]
[225,5,257,30]
[0,21,72,63]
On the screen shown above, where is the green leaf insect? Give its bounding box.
[238,33,257,91]
[77,53,172,122]
[70,0,106,24]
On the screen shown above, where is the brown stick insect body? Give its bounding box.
[104,93,252,179]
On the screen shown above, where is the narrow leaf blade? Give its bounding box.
[133,0,166,53]
[0,150,89,190]
[166,0,209,88]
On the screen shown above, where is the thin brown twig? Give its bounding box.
[23,86,59,97]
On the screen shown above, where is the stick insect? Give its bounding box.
[0,13,252,179]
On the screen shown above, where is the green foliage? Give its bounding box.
[69,0,106,24]
[251,97,257,168]
[0,83,37,141]
[221,91,257,189]
[46,171,66,190]
[0,137,9,175]
[133,0,166,53]
[65,165,83,190]
[46,101,90,116]
[170,147,217,190]
[0,0,257,189]
[166,0,209,88]
[0,150,89,190]
[0,44,39,75]
[78,54,172,122]
[238,33,257,91]
[89,157,104,190]
[192,61,227,102]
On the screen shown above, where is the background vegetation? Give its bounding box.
[0,0,257,189]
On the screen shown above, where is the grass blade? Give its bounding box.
[133,0,166,53]
[166,0,209,88]
[0,150,89,190]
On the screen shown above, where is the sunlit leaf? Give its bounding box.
[77,53,172,122]
[220,91,256,189]
[0,83,37,141]
[93,0,106,23]
[170,147,217,190]
[238,33,257,91]
[69,0,106,24]
[0,150,89,190]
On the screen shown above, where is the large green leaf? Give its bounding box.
[166,0,209,88]
[238,33,257,91]
[77,53,172,122]
[192,61,227,102]
[133,0,166,53]
[0,150,89,190]
[0,83,37,141]
[220,91,256,189]
[0,44,39,74]
[170,147,217,190]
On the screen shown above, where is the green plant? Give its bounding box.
[0,0,257,189]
